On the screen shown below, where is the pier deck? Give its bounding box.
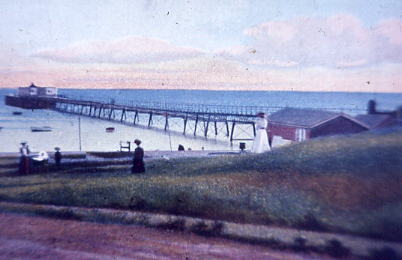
[5,95,280,142]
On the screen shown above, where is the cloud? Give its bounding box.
[218,14,402,68]
[32,36,204,64]
[1,59,401,92]
[376,18,402,45]
[0,46,40,70]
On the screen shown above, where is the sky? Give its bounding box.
[0,0,401,92]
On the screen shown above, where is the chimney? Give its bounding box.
[368,100,376,114]
[397,106,402,121]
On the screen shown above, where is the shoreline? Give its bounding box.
[0,150,245,174]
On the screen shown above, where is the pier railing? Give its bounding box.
[64,95,366,116]
[5,94,368,144]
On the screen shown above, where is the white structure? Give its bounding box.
[18,83,57,97]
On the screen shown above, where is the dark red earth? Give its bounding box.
[0,212,335,260]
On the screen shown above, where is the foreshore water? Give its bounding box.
[1,88,401,153]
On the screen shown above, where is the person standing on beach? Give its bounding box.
[251,112,271,153]
[54,147,62,167]
[178,144,185,151]
[19,142,31,174]
[132,139,145,173]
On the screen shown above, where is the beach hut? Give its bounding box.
[268,108,369,142]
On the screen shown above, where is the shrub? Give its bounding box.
[211,221,224,236]
[324,239,350,258]
[165,192,189,215]
[293,214,328,232]
[369,247,401,260]
[190,221,210,235]
[189,220,224,237]
[35,208,81,221]
[292,236,308,252]
[129,196,148,211]
[156,218,186,231]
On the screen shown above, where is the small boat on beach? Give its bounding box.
[106,127,115,133]
[12,111,22,115]
[31,126,53,132]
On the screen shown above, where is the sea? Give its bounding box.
[0,88,401,153]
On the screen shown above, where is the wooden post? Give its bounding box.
[120,109,126,122]
[164,114,169,131]
[204,115,210,137]
[98,105,103,118]
[148,112,153,127]
[252,122,256,137]
[183,115,188,135]
[78,116,82,151]
[230,122,236,143]
[134,111,138,125]
[108,108,113,120]
[103,107,107,117]
[214,121,218,135]
[225,120,230,137]
[194,115,199,136]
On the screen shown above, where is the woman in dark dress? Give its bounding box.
[19,142,31,175]
[54,147,62,166]
[132,139,145,173]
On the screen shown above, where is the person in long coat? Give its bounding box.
[19,142,31,174]
[54,147,62,167]
[251,112,271,153]
[132,139,145,173]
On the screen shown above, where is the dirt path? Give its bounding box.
[0,212,335,260]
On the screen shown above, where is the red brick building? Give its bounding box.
[268,108,369,142]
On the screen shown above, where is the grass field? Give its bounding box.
[0,128,401,241]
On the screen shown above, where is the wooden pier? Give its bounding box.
[6,95,280,143]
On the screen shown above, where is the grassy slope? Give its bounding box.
[0,129,401,241]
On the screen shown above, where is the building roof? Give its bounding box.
[354,114,394,129]
[269,108,369,128]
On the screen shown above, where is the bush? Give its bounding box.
[156,218,186,231]
[129,196,148,211]
[190,221,209,235]
[369,247,401,260]
[211,221,224,236]
[324,239,350,258]
[35,208,81,221]
[292,237,309,252]
[293,214,328,232]
[190,220,224,237]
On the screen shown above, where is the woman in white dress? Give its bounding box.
[251,112,271,153]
